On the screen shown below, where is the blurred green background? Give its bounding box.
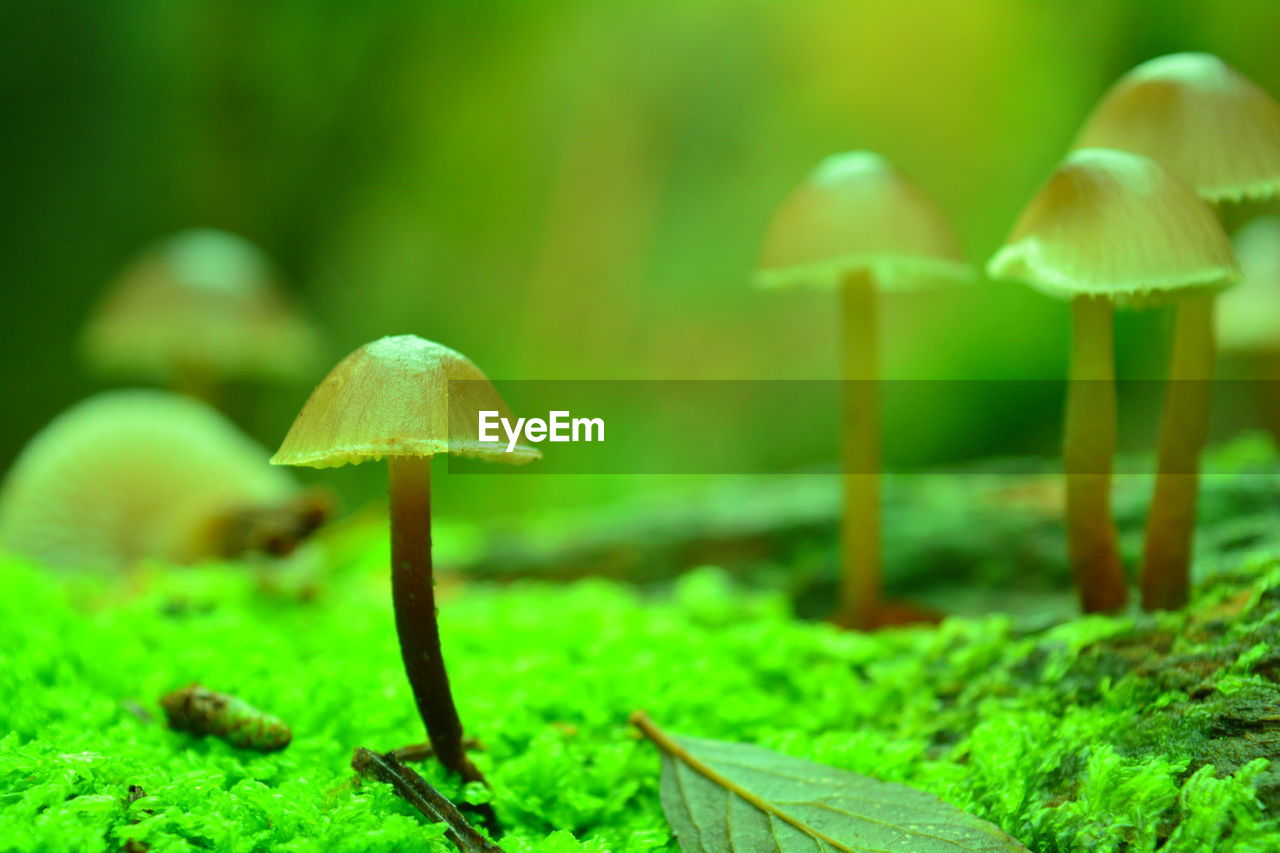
[5,0,1280,518]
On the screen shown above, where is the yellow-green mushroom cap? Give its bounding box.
[1074,53,1280,203]
[755,151,973,290]
[271,335,540,468]
[82,229,322,383]
[987,149,1238,302]
[1217,217,1280,352]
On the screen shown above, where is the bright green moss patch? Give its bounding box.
[3,541,1280,851]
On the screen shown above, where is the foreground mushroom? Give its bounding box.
[271,334,537,782]
[756,151,972,630]
[988,149,1237,612]
[1074,53,1280,610]
[82,229,322,399]
[0,390,329,569]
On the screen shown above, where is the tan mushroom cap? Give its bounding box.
[756,151,973,290]
[987,149,1238,302]
[1074,53,1280,203]
[1217,217,1280,352]
[0,390,296,569]
[271,335,539,468]
[82,229,322,383]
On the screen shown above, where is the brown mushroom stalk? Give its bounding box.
[387,456,479,782]
[835,269,880,629]
[1141,291,1215,610]
[1064,296,1126,612]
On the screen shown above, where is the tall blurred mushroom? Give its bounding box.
[1074,53,1280,610]
[82,229,322,400]
[271,334,537,782]
[988,148,1237,613]
[0,390,329,569]
[756,151,972,630]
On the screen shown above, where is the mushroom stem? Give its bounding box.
[1064,296,1128,612]
[1141,291,1215,611]
[833,268,880,630]
[387,456,483,784]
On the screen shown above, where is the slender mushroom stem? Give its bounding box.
[833,268,880,630]
[387,456,483,784]
[1064,295,1128,612]
[1141,291,1215,611]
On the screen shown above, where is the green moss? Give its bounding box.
[3,539,1280,851]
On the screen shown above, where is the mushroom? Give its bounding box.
[82,229,322,399]
[270,334,537,782]
[756,151,972,630]
[0,390,329,569]
[1074,53,1280,204]
[988,148,1237,612]
[1073,53,1280,610]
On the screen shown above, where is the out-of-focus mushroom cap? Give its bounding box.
[271,335,539,468]
[1217,217,1280,352]
[987,149,1238,302]
[82,229,323,382]
[0,390,295,569]
[1074,53,1280,203]
[755,151,973,290]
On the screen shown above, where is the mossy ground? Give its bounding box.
[451,435,1280,624]
[5,448,1280,852]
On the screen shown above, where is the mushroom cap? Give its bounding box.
[987,148,1238,302]
[1073,53,1280,203]
[271,335,539,468]
[1217,217,1280,352]
[755,151,973,290]
[82,229,323,383]
[0,390,296,569]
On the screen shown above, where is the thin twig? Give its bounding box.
[392,737,484,763]
[351,748,504,853]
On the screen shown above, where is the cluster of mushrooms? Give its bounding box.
[759,52,1280,628]
[3,52,1280,787]
[265,52,1280,778]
